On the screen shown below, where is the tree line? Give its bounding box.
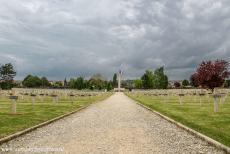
[21,73,118,91]
[134,67,168,89]
[1,60,230,91]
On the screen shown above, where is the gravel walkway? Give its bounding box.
[0,93,225,154]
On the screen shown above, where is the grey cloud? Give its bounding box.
[0,0,229,80]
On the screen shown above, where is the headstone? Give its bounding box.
[31,94,36,106]
[39,94,44,102]
[199,93,205,105]
[9,96,18,114]
[213,94,221,112]
[69,94,75,104]
[178,94,184,105]
[51,94,58,103]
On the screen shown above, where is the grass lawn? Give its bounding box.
[0,93,111,139]
[126,92,230,147]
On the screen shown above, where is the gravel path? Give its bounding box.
[0,93,225,154]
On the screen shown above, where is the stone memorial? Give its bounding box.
[178,93,185,105]
[213,94,221,112]
[51,94,59,103]
[30,94,36,106]
[9,95,18,114]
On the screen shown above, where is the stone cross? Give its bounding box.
[213,94,221,112]
[9,96,18,114]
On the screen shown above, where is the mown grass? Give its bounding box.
[0,93,111,138]
[126,93,230,147]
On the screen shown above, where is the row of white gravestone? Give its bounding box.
[1,89,104,115]
[131,89,229,113]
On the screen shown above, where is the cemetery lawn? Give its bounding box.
[126,93,230,147]
[0,93,111,139]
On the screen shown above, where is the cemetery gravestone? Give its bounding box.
[31,94,36,106]
[9,95,18,114]
[178,93,185,105]
[213,94,221,112]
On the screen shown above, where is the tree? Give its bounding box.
[75,77,85,90]
[153,67,168,89]
[106,81,113,91]
[112,73,117,88]
[174,81,181,88]
[141,70,154,89]
[224,79,230,88]
[0,63,16,89]
[134,79,142,89]
[22,75,42,88]
[191,60,230,91]
[41,77,50,88]
[52,81,63,88]
[89,74,106,90]
[69,78,76,89]
[182,79,189,87]
[69,77,85,89]
[190,74,199,87]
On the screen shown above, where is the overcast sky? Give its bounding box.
[0,0,229,80]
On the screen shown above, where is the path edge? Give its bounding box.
[126,94,230,154]
[0,95,111,145]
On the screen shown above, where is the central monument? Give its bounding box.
[118,70,121,91]
[114,70,125,92]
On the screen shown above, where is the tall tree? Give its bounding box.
[0,63,16,89]
[106,81,113,91]
[182,79,189,87]
[112,73,117,88]
[76,77,85,90]
[22,75,42,88]
[89,74,106,90]
[134,79,142,89]
[190,73,199,87]
[224,79,230,88]
[174,81,181,88]
[153,67,168,89]
[191,60,230,91]
[41,77,50,88]
[69,78,76,89]
[141,70,154,89]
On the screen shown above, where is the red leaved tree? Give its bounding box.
[191,60,230,92]
[174,81,181,88]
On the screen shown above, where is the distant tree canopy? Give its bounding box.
[88,74,106,90]
[190,74,199,87]
[112,73,117,88]
[191,60,230,91]
[224,79,230,88]
[141,70,154,89]
[41,77,51,87]
[106,81,113,91]
[153,67,168,89]
[174,81,181,88]
[22,75,43,88]
[134,79,143,89]
[69,77,85,90]
[182,79,190,87]
[141,67,168,89]
[0,63,16,89]
[69,74,110,90]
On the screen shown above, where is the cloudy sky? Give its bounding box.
[0,0,229,80]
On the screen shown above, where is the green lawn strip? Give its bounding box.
[0,93,111,138]
[126,93,230,147]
